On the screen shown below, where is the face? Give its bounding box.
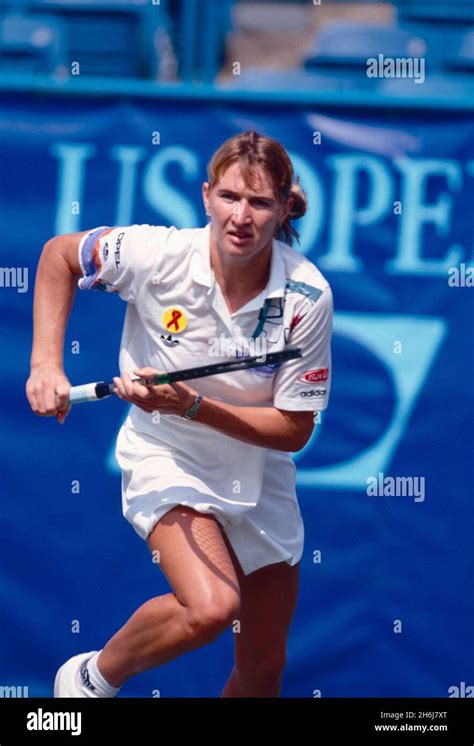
[202,162,293,260]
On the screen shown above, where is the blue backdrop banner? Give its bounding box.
[1,92,472,697]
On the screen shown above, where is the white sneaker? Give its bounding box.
[54,651,101,697]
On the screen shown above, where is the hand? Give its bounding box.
[112,367,197,417]
[26,365,72,425]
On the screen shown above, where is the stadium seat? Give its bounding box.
[172,0,234,82]
[0,10,67,75]
[455,29,474,70]
[221,66,374,93]
[303,22,437,74]
[443,30,474,73]
[378,71,474,99]
[397,1,474,28]
[24,0,173,79]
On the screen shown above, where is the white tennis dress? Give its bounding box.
[77,223,333,575]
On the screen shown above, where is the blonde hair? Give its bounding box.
[207,130,307,246]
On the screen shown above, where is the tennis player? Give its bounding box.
[26,130,333,698]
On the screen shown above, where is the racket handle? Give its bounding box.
[67,381,115,405]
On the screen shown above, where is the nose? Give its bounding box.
[231,199,252,225]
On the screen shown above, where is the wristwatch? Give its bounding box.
[182,393,203,420]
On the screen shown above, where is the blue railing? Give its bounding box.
[0,71,472,111]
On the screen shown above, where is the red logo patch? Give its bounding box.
[300,368,329,383]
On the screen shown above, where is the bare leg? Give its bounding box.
[96,507,241,688]
[221,664,283,697]
[219,532,299,698]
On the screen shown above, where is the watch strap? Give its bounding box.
[183,393,203,419]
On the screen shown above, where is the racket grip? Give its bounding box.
[68,382,115,405]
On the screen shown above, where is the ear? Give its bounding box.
[280,196,295,225]
[202,182,210,214]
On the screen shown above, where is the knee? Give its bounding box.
[187,591,241,643]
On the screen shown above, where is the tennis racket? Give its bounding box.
[65,348,302,405]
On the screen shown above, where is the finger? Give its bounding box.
[44,383,67,415]
[26,387,39,413]
[55,382,70,412]
[133,367,161,376]
[31,384,46,414]
[37,387,56,416]
[122,371,136,398]
[132,379,152,398]
[113,379,145,408]
[113,377,130,400]
[57,405,71,425]
[124,394,154,412]
[133,369,161,387]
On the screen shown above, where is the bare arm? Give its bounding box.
[113,368,315,452]
[190,397,314,452]
[26,231,89,422]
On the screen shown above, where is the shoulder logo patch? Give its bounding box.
[285,280,322,302]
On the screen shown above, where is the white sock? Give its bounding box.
[79,651,122,698]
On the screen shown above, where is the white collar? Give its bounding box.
[190,224,286,307]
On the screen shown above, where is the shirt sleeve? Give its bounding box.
[77,224,171,303]
[273,285,333,412]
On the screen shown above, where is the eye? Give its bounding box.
[252,199,271,209]
[221,193,236,202]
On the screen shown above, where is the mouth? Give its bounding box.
[228,231,253,245]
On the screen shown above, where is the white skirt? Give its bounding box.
[115,415,305,576]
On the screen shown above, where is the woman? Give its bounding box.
[26,130,333,698]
